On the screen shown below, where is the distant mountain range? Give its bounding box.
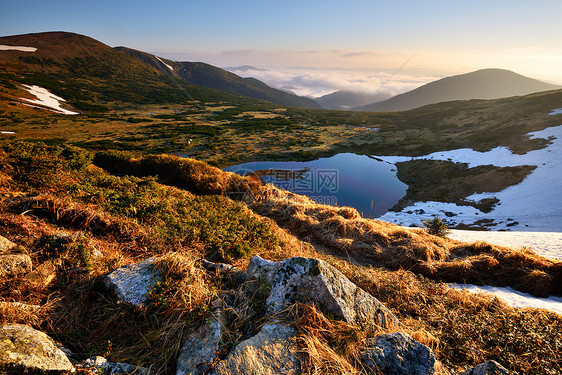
[116,47,321,109]
[314,90,392,110]
[354,68,561,112]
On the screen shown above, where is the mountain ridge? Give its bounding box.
[116,46,321,109]
[356,68,561,112]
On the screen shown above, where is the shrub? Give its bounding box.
[423,216,450,237]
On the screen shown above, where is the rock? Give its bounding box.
[104,258,162,307]
[200,259,236,273]
[0,254,32,278]
[215,323,299,375]
[176,310,223,375]
[0,324,73,373]
[246,255,400,328]
[361,332,436,375]
[24,260,57,287]
[0,235,16,254]
[82,356,150,374]
[458,360,509,375]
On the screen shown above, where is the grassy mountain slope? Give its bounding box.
[0,143,560,374]
[357,68,561,112]
[116,46,322,109]
[0,32,260,111]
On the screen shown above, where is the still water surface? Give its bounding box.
[225,153,407,217]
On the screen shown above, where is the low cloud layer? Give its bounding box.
[225,66,435,99]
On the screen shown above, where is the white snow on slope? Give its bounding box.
[0,45,37,52]
[0,131,15,135]
[379,122,562,231]
[20,84,79,115]
[549,108,562,116]
[449,229,562,260]
[451,283,562,315]
[155,56,174,72]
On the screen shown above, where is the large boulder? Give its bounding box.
[0,235,16,254]
[361,332,436,375]
[0,324,73,373]
[82,356,150,374]
[246,255,400,328]
[104,258,162,307]
[215,323,299,375]
[458,360,509,375]
[0,254,32,278]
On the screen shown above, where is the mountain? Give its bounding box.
[356,68,562,112]
[315,90,392,110]
[0,31,252,111]
[116,47,321,109]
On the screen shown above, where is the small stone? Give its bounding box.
[0,324,73,373]
[82,355,150,374]
[458,360,509,375]
[24,260,56,287]
[361,332,436,375]
[0,254,32,278]
[0,235,17,254]
[104,258,162,307]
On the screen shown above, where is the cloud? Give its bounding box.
[226,66,436,98]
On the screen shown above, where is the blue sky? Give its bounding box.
[3,0,562,96]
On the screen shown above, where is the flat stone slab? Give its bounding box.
[82,355,150,374]
[0,235,16,254]
[0,324,73,373]
[215,323,299,375]
[104,258,162,307]
[459,360,509,375]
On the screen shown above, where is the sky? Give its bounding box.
[2,0,562,97]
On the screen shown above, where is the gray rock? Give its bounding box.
[247,255,400,328]
[0,235,16,254]
[104,258,162,307]
[215,323,299,375]
[458,360,509,375]
[0,324,73,373]
[361,332,435,375]
[82,356,150,374]
[0,254,32,278]
[176,310,224,375]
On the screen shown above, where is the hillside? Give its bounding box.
[315,90,391,110]
[357,68,561,112]
[116,46,321,109]
[0,32,259,111]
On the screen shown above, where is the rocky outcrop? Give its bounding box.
[0,324,73,373]
[361,332,436,375]
[104,258,162,307]
[0,254,32,278]
[247,255,401,328]
[459,360,509,375]
[82,356,150,374]
[215,323,299,375]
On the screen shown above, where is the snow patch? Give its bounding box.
[0,131,15,135]
[0,44,37,52]
[449,230,562,260]
[549,108,562,116]
[378,124,562,231]
[451,283,562,316]
[155,56,174,72]
[20,84,79,115]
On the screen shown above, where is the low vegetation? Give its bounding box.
[2,143,560,374]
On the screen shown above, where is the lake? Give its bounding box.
[224,153,407,217]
